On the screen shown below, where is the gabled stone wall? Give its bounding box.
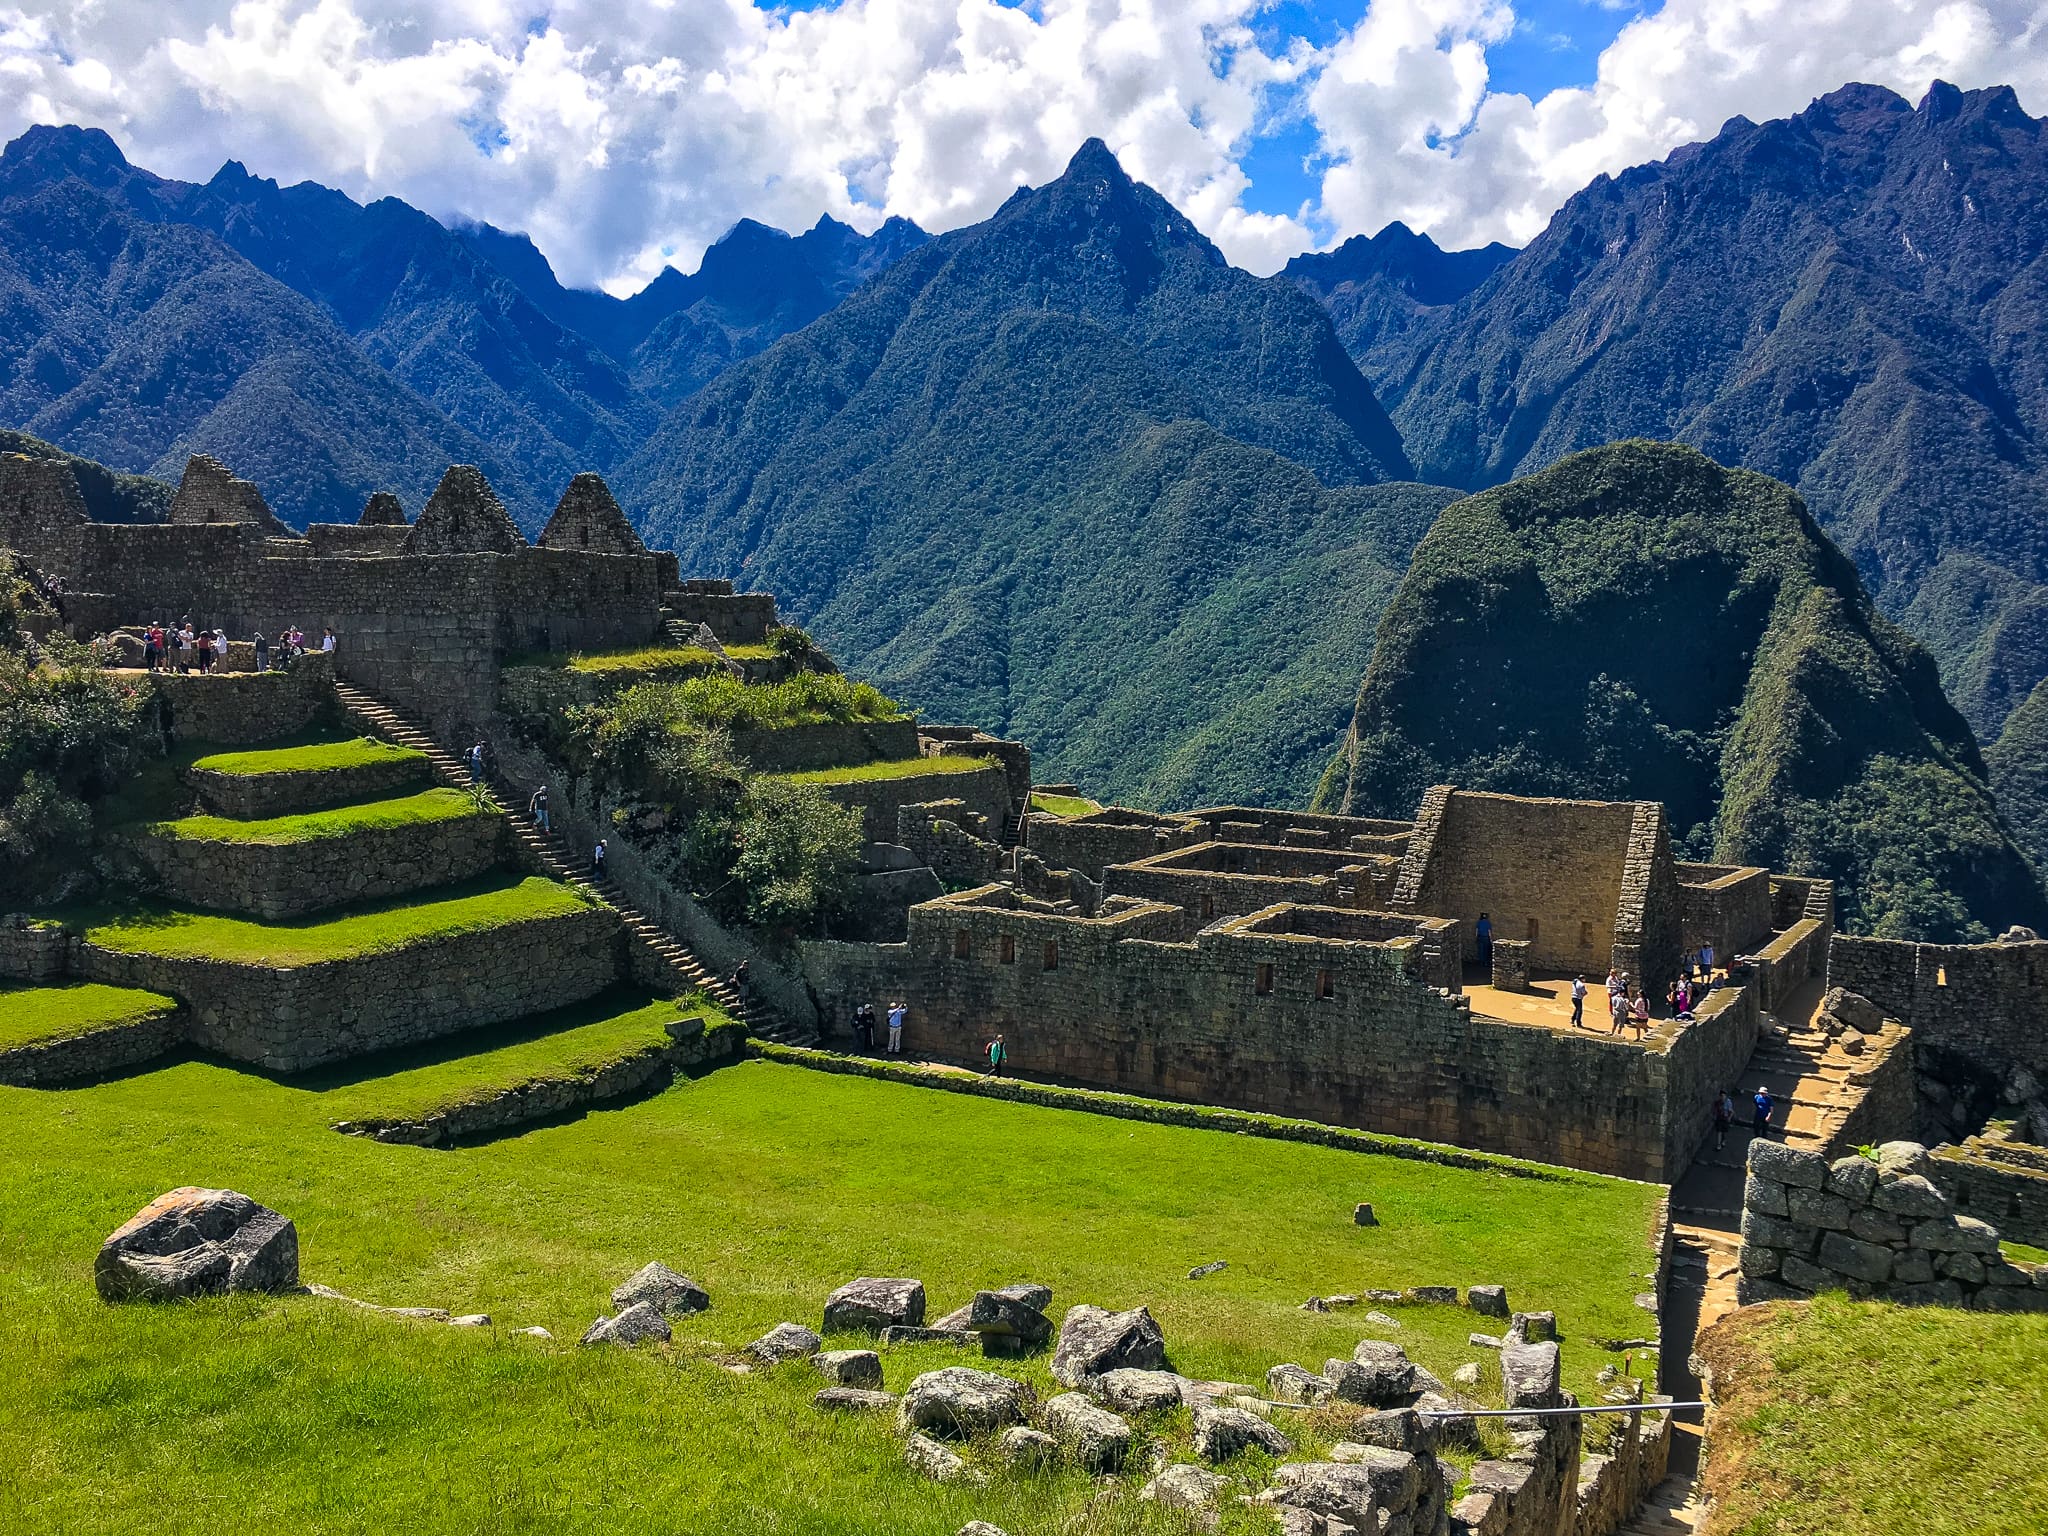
[1829,933,2048,1083]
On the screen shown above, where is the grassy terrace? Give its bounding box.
[73,877,598,967]
[780,755,992,786]
[147,788,486,845]
[0,982,178,1052]
[319,992,732,1126]
[510,645,727,678]
[1,1058,1660,1534]
[1699,1296,2048,1536]
[190,738,426,778]
[1031,790,1102,817]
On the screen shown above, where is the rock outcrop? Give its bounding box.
[94,1187,298,1303]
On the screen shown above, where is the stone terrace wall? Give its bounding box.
[1737,1138,2048,1309]
[818,762,1010,841]
[805,889,1739,1179]
[1026,808,1204,881]
[1654,982,1761,1178]
[126,813,505,921]
[1829,934,2048,1083]
[0,1005,184,1086]
[187,750,430,819]
[729,718,922,774]
[1752,918,1829,1015]
[1609,802,1684,996]
[1933,1130,2048,1249]
[1677,864,1774,963]
[920,726,1032,816]
[666,583,777,645]
[75,906,622,1072]
[154,655,337,744]
[0,922,73,980]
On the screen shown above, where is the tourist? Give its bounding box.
[1605,966,1622,1009]
[1629,989,1650,1038]
[1714,1090,1736,1151]
[467,742,485,787]
[212,629,228,670]
[321,627,336,654]
[1753,1085,1775,1135]
[529,785,550,834]
[1699,941,1716,981]
[1570,974,1586,1028]
[730,959,750,994]
[252,630,268,673]
[886,1001,906,1054]
[853,1003,875,1053]
[592,839,608,879]
[986,1033,1007,1076]
[1474,911,1493,970]
[1609,988,1628,1035]
[143,624,160,672]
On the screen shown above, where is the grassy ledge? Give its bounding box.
[1030,790,1101,817]
[190,738,427,778]
[321,993,742,1126]
[0,982,179,1052]
[1698,1296,2048,1536]
[146,788,488,846]
[76,877,600,967]
[778,755,993,786]
[509,645,727,678]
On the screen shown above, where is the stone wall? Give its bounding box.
[1821,1022,1918,1156]
[803,887,1750,1180]
[729,717,923,774]
[1449,1340,1582,1536]
[1933,1130,2048,1249]
[1609,802,1684,997]
[1025,808,1205,881]
[1752,918,1829,1016]
[0,1005,183,1086]
[1103,842,1345,936]
[187,749,430,819]
[1573,1405,1673,1536]
[0,920,73,980]
[816,761,1011,841]
[1675,865,1774,968]
[154,655,337,744]
[919,725,1033,818]
[666,582,778,645]
[1736,1138,2048,1309]
[1829,934,2048,1084]
[75,905,622,1072]
[1182,804,1414,852]
[1653,982,1761,1182]
[126,812,506,921]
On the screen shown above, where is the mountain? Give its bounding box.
[1988,678,2048,878]
[621,139,1427,805]
[1284,222,1514,355]
[1316,441,2046,942]
[458,214,929,406]
[0,127,526,527]
[1334,83,2048,745]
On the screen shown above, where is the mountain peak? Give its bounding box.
[0,123,131,185]
[1062,137,1131,184]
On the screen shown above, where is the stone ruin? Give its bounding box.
[357,491,407,526]
[406,464,526,556]
[167,453,293,538]
[538,471,648,555]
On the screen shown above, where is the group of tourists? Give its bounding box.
[137,621,333,674]
[1712,1084,1778,1150]
[1556,940,1724,1037]
[847,1001,910,1056]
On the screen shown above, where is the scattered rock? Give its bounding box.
[1268,1454,1423,1530]
[580,1302,670,1347]
[1362,1310,1402,1331]
[1093,1368,1187,1415]
[1320,1293,1361,1309]
[1050,1303,1169,1388]
[612,1261,711,1319]
[1415,1391,1479,1449]
[516,1325,552,1340]
[746,1322,823,1363]
[812,1349,883,1387]
[1363,1289,1403,1303]
[1466,1284,1509,1317]
[1336,1407,1432,1454]
[965,1289,1052,1343]
[94,1187,299,1303]
[1187,1259,1228,1279]
[824,1277,925,1335]
[956,1524,1009,1536]
[1325,1357,1412,1408]
[994,1281,1054,1312]
[1353,1203,1377,1227]
[1839,1030,1866,1056]
[1266,1363,1336,1405]
[995,1426,1058,1470]
[448,1314,491,1328]
[814,1387,897,1413]
[1506,1310,1556,1344]
[1141,1464,1227,1523]
[1406,1285,1458,1305]
[903,1432,981,1485]
[899,1366,1035,1438]
[1452,1363,1483,1389]
[1468,1332,1503,1349]
[1819,987,1884,1035]
[1191,1404,1292,1462]
[880,1326,977,1348]
[1044,1391,1133,1472]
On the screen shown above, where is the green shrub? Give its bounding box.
[731,778,864,933]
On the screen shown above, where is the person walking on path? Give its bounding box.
[1609,988,1629,1035]
[886,1001,905,1054]
[1714,1090,1736,1152]
[1474,912,1493,972]
[1570,974,1586,1028]
[985,1033,1007,1076]
[729,959,750,996]
[1753,1085,1775,1135]
[252,630,268,673]
[466,742,485,788]
[528,785,550,835]
[1629,989,1651,1039]
[592,839,608,880]
[321,627,336,654]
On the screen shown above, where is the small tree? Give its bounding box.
[730,778,863,933]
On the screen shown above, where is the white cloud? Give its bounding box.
[0,0,2043,286]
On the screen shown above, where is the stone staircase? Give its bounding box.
[332,681,797,1043]
[1616,1473,1707,1534]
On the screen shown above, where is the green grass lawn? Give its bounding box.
[1031,790,1102,817]
[318,991,732,1125]
[74,877,599,967]
[0,1055,1660,1534]
[146,788,487,846]
[720,642,779,660]
[781,755,993,786]
[2003,1239,2048,1266]
[189,738,426,778]
[1699,1295,2048,1536]
[0,982,178,1052]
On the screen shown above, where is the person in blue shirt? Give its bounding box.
[1753,1085,1775,1134]
[1475,912,1493,970]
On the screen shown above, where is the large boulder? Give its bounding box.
[1044,1391,1133,1473]
[1192,1405,1293,1462]
[1093,1368,1187,1415]
[1323,1341,1415,1407]
[812,1349,883,1387]
[95,1187,298,1303]
[898,1366,1035,1439]
[1267,1363,1336,1404]
[824,1276,925,1334]
[746,1322,824,1363]
[580,1302,671,1347]
[1268,1453,1422,1529]
[965,1289,1053,1344]
[1050,1303,1169,1387]
[611,1261,709,1318]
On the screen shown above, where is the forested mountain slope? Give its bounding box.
[621,140,1431,805]
[1317,441,2045,941]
